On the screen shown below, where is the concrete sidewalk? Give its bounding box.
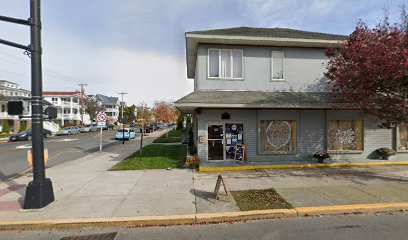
[2,132,408,225]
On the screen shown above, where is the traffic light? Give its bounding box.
[7,101,23,115]
[45,106,57,119]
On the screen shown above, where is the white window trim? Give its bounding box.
[271,50,285,81]
[207,48,244,80]
[397,123,408,152]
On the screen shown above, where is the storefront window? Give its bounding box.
[398,122,408,150]
[328,120,363,151]
[260,120,297,153]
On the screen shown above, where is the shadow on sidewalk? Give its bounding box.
[0,171,26,208]
[265,166,408,184]
[191,189,230,203]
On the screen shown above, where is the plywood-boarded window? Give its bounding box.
[260,120,297,153]
[398,122,408,150]
[328,120,363,151]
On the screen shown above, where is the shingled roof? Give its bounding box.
[187,27,347,40]
[175,91,349,113]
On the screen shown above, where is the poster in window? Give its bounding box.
[235,144,245,162]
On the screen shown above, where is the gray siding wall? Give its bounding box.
[196,109,408,162]
[195,44,329,92]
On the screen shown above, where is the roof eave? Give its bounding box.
[174,102,350,113]
[186,34,344,78]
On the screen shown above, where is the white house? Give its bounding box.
[0,80,31,133]
[43,91,91,126]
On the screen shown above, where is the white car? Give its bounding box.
[57,126,81,135]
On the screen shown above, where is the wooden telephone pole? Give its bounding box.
[78,83,87,127]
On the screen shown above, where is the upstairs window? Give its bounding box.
[271,51,284,80]
[208,49,243,79]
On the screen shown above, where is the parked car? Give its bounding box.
[157,123,167,129]
[57,126,81,135]
[115,128,136,140]
[89,124,99,132]
[9,129,52,141]
[80,125,92,133]
[107,123,114,130]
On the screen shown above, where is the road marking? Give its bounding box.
[46,138,79,143]
[15,145,31,149]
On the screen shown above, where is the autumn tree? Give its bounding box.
[136,102,152,124]
[84,97,104,123]
[152,101,174,123]
[325,10,408,127]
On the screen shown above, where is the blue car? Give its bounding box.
[115,128,136,140]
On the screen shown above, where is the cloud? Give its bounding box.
[237,0,404,34]
[39,30,193,106]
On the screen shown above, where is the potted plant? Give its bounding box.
[313,150,330,163]
[375,148,396,160]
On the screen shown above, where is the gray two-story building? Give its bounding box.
[175,27,408,167]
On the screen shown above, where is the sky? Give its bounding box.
[0,0,405,106]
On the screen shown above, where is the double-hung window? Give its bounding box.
[208,49,243,79]
[271,51,284,80]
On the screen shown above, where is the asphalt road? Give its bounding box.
[1,212,408,239]
[0,128,136,182]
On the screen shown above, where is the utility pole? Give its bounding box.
[78,83,87,127]
[118,92,127,145]
[0,0,54,208]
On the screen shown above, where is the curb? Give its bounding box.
[1,203,408,230]
[199,161,408,172]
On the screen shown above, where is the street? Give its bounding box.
[1,212,408,240]
[0,129,134,182]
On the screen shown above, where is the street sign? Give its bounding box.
[97,112,107,122]
[97,122,106,127]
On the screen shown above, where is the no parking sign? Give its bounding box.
[97,112,107,127]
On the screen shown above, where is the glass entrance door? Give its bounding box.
[208,124,224,160]
[225,123,244,160]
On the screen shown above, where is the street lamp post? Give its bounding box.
[0,0,55,209]
[24,0,54,209]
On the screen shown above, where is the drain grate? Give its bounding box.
[60,232,117,240]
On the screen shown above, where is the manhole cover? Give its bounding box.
[60,232,117,240]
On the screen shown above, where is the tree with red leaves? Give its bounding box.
[153,100,175,123]
[325,10,408,128]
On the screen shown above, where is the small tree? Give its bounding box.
[176,113,184,130]
[2,120,10,134]
[153,101,174,123]
[325,9,408,127]
[84,98,104,123]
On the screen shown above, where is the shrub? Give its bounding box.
[2,120,10,134]
[185,155,200,169]
[375,148,396,159]
[19,121,26,131]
